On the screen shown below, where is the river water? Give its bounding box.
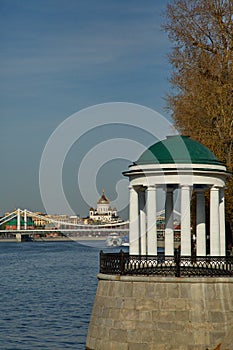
[0,240,105,350]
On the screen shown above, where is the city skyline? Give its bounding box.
[1,0,172,218]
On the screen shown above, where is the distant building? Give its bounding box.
[89,190,122,223]
[5,217,34,230]
[44,214,80,229]
[33,212,47,228]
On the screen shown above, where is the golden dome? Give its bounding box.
[97,189,110,204]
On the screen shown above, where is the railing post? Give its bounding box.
[226,255,232,273]
[175,247,181,277]
[120,250,125,275]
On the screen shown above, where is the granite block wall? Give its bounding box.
[86,274,233,350]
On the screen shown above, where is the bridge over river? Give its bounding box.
[0,208,129,241]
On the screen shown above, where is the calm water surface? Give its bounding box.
[0,241,104,350]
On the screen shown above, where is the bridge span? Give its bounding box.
[0,208,129,240]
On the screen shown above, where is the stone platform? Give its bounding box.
[86,274,233,350]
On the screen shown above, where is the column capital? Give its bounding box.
[210,185,220,191]
[180,184,192,189]
[212,185,226,190]
[146,185,156,191]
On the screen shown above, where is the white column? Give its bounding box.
[165,187,174,256]
[129,185,139,255]
[196,189,206,256]
[146,185,157,255]
[139,190,146,255]
[219,188,225,256]
[24,209,27,230]
[180,185,191,256]
[210,186,220,256]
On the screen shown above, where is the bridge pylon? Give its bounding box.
[24,209,27,230]
[17,208,21,231]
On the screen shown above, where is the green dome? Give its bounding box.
[136,135,223,166]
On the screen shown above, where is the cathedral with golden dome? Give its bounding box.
[89,190,122,223]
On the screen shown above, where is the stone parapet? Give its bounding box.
[86,274,233,350]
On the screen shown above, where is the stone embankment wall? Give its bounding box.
[86,274,233,350]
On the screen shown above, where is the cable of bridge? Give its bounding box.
[0,208,129,233]
[0,210,18,224]
[25,209,129,228]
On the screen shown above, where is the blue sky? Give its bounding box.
[0,0,172,218]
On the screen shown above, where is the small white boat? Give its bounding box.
[105,233,123,247]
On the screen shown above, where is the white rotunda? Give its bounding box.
[123,135,230,257]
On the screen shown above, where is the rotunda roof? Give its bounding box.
[135,135,223,166]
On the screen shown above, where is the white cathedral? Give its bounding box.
[89,190,122,223]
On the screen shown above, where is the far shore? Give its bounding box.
[0,236,107,243]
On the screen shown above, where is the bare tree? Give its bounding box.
[163,0,233,223]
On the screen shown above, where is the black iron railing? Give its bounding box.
[99,251,233,277]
